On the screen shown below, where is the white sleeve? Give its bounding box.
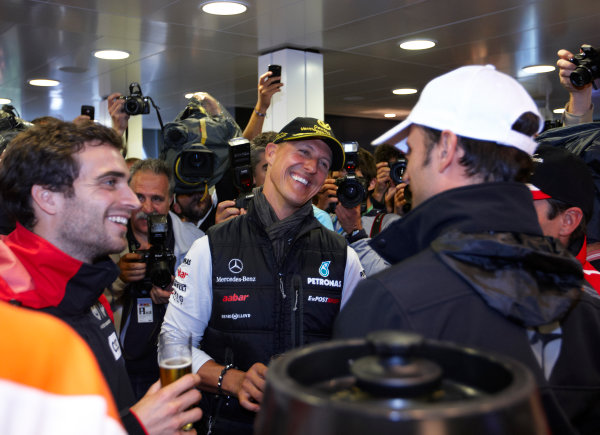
[161,235,214,372]
[340,246,366,309]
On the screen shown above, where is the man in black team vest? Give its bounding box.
[161,117,365,435]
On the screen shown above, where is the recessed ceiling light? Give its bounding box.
[29,79,60,87]
[94,50,130,60]
[0,98,12,104]
[201,1,247,15]
[399,39,436,50]
[522,65,555,74]
[392,88,417,95]
[553,108,566,114]
[384,113,396,118]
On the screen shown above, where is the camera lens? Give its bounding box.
[390,159,407,185]
[570,67,593,87]
[337,178,366,208]
[125,98,141,115]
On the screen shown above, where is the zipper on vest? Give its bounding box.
[278,274,286,299]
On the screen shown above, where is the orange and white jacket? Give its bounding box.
[0,301,126,435]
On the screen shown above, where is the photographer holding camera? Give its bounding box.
[557,44,599,126]
[114,159,204,399]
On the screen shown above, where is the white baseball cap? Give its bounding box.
[372,65,543,155]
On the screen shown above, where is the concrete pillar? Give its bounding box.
[258,48,324,132]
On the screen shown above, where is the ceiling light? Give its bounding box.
[384,113,396,118]
[553,108,566,114]
[201,1,247,15]
[0,98,12,104]
[521,65,555,74]
[392,88,417,95]
[399,39,436,50]
[94,50,130,60]
[29,79,60,87]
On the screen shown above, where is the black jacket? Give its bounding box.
[334,182,600,435]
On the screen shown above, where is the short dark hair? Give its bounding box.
[251,131,277,148]
[0,121,123,229]
[357,148,376,185]
[374,143,401,164]
[546,197,587,254]
[130,158,175,197]
[420,112,539,183]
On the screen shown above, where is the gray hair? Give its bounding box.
[130,158,175,196]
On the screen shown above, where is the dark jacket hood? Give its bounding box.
[370,183,583,327]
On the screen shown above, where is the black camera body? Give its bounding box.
[570,44,600,88]
[229,137,254,209]
[119,82,150,115]
[136,214,176,290]
[389,157,407,184]
[336,142,368,209]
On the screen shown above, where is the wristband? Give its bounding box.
[346,228,367,244]
[254,109,266,117]
[217,364,235,397]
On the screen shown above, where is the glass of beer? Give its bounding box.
[158,331,193,431]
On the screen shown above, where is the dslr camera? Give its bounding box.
[229,137,254,209]
[335,142,368,209]
[136,214,176,290]
[570,44,600,88]
[389,157,407,184]
[119,82,150,115]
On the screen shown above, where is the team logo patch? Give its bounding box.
[108,332,122,361]
[228,258,243,274]
[319,261,331,278]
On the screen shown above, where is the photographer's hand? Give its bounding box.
[191,92,221,117]
[373,162,391,204]
[315,177,338,211]
[242,71,284,140]
[118,252,146,283]
[335,203,362,235]
[215,200,242,224]
[150,285,172,305]
[108,92,130,136]
[557,48,593,116]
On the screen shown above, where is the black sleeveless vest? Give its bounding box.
[202,203,347,371]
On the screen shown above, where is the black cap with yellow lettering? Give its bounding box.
[273,117,344,171]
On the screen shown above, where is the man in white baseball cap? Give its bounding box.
[335,65,600,434]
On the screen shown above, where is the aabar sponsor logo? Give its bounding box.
[223,293,249,302]
[221,313,251,320]
[307,277,342,288]
[307,295,340,304]
[177,269,188,279]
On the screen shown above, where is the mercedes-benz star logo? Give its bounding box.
[228,258,243,274]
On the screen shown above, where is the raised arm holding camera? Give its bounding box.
[557,44,599,125]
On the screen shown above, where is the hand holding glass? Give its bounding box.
[158,332,193,431]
